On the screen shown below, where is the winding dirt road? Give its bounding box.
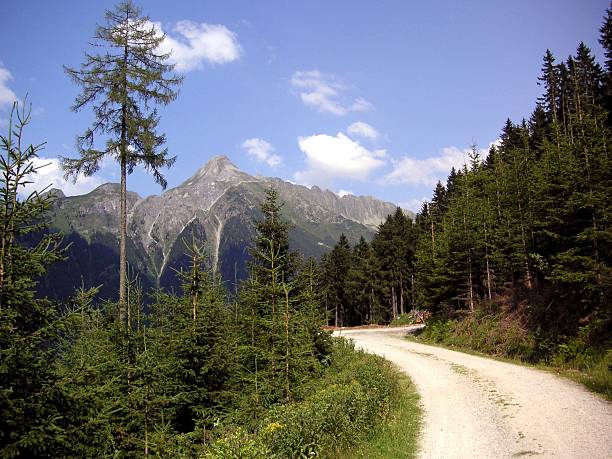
[335,326,612,458]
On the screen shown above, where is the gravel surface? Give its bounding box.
[335,326,612,459]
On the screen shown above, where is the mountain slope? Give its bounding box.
[41,156,409,299]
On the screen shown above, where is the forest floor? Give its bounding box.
[335,326,612,459]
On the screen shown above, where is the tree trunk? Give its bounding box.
[391,285,397,320]
[411,272,415,309]
[484,220,493,300]
[283,283,290,402]
[468,254,474,312]
[118,27,129,326]
[334,304,338,328]
[191,255,198,322]
[369,286,374,324]
[399,272,405,316]
[430,219,436,258]
[119,154,127,325]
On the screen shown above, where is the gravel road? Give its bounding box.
[335,326,612,459]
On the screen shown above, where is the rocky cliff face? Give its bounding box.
[41,156,408,300]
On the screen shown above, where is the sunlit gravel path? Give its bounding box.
[335,326,612,459]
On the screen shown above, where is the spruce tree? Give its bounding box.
[249,187,297,283]
[599,5,612,121]
[0,100,66,456]
[238,188,318,418]
[62,0,182,323]
[323,234,352,326]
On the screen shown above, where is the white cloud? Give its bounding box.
[152,20,241,72]
[337,189,353,197]
[385,145,491,187]
[349,98,372,112]
[21,157,107,197]
[0,65,17,126]
[241,137,282,167]
[290,70,372,116]
[295,132,386,183]
[0,65,17,108]
[347,121,379,140]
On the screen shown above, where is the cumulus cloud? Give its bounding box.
[294,132,386,183]
[347,121,379,140]
[21,157,108,197]
[152,20,241,72]
[291,70,372,116]
[337,189,354,197]
[242,137,282,167]
[384,145,492,187]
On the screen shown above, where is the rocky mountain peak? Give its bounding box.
[183,155,249,186]
[91,183,121,194]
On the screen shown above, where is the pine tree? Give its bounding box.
[322,234,352,326]
[370,209,417,321]
[293,257,330,360]
[249,187,297,284]
[237,188,319,418]
[538,50,562,147]
[599,5,612,121]
[0,100,66,456]
[62,0,182,323]
[346,237,378,324]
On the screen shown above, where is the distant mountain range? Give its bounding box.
[40,156,410,300]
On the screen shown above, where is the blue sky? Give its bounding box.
[1,0,608,211]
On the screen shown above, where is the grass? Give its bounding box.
[333,373,422,459]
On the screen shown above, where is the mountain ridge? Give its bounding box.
[41,156,411,300]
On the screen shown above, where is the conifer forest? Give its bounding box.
[0,1,610,458]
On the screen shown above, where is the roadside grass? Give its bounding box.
[332,372,422,459]
[203,338,423,458]
[410,320,612,401]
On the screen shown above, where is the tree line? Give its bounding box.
[321,8,611,352]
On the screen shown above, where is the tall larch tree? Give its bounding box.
[62,0,182,324]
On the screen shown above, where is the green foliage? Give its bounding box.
[202,427,272,459]
[0,99,67,457]
[203,339,405,459]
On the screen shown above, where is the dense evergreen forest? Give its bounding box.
[321,7,611,392]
